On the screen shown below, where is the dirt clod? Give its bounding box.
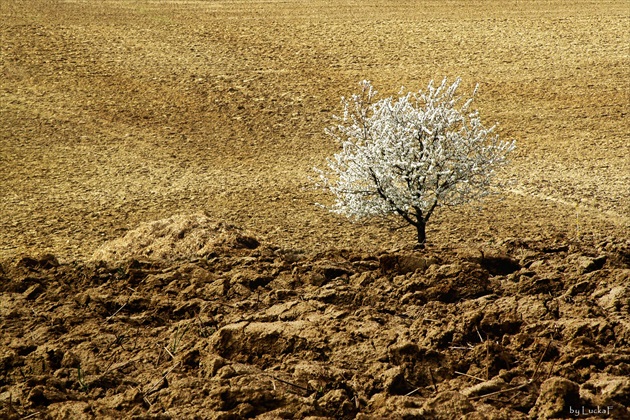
[2,233,630,418]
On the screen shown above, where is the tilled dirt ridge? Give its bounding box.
[1,234,629,419]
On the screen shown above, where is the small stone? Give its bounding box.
[379,253,427,274]
[350,271,373,287]
[305,270,326,286]
[216,365,236,379]
[566,280,594,296]
[581,373,630,407]
[27,386,48,406]
[203,355,227,378]
[74,291,91,306]
[577,255,606,274]
[597,286,627,311]
[61,351,81,369]
[419,391,475,419]
[319,389,354,415]
[380,366,407,394]
[529,377,580,419]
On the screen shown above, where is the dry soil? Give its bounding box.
[1,0,629,419]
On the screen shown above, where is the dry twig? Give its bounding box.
[265,374,310,394]
[531,329,556,382]
[404,387,421,396]
[455,371,485,382]
[468,383,529,401]
[143,361,180,398]
[104,300,128,323]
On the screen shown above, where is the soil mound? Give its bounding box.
[90,213,260,264]
[1,230,629,419]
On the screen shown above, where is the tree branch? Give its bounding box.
[368,168,417,227]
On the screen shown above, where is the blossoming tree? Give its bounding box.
[317,78,516,248]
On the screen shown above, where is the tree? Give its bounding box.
[316,78,516,248]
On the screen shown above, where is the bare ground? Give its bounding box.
[1,226,629,419]
[1,0,629,418]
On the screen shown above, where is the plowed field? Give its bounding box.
[1,1,629,418]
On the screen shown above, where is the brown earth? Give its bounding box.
[1,221,629,419]
[1,0,629,418]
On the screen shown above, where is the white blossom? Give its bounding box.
[316,78,516,246]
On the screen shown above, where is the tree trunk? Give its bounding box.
[416,218,426,248]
